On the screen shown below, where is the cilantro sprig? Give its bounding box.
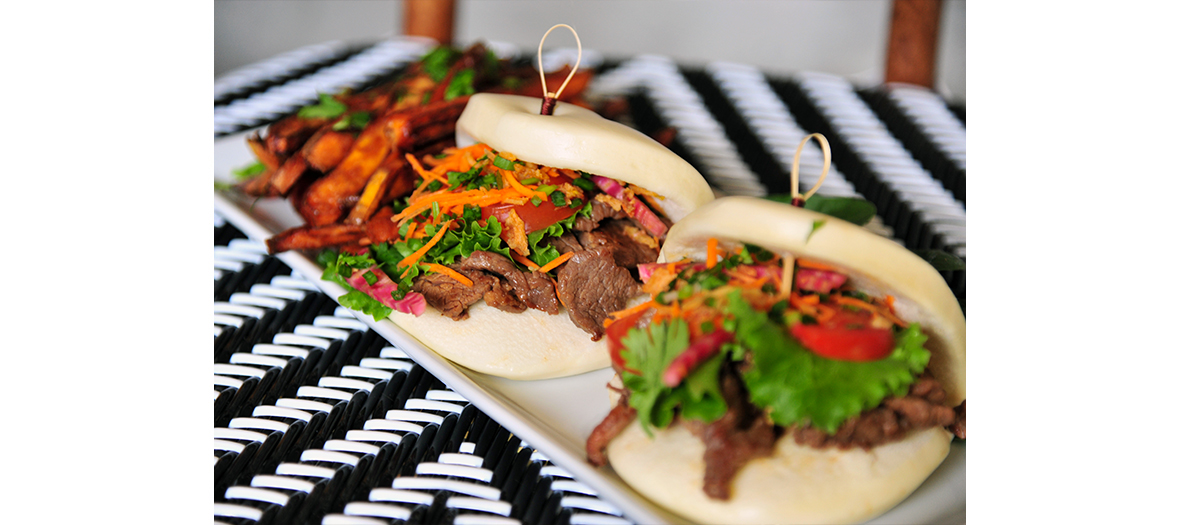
[619,318,728,435]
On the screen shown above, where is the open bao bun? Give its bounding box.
[386,93,713,381]
[607,196,966,524]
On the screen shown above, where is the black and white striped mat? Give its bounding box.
[213,38,967,525]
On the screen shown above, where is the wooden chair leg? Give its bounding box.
[403,0,456,45]
[884,0,944,88]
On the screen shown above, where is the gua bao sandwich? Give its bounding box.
[586,196,966,524]
[318,92,714,380]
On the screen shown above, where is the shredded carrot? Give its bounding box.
[397,219,453,269]
[814,303,837,324]
[406,154,447,184]
[607,299,656,323]
[497,164,542,200]
[796,258,840,272]
[403,221,418,241]
[537,251,575,274]
[394,189,499,224]
[706,238,719,269]
[833,295,905,327]
[511,252,540,270]
[422,263,474,287]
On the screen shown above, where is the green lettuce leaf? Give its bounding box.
[318,249,396,321]
[730,290,929,433]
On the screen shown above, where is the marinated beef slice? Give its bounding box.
[791,374,960,450]
[682,366,778,500]
[453,251,560,314]
[575,220,658,270]
[409,213,656,340]
[413,269,495,320]
[414,251,561,320]
[573,197,630,232]
[556,250,642,340]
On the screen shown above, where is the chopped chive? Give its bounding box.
[492,155,516,171]
[536,184,556,196]
[518,177,539,185]
[432,201,440,219]
[571,176,596,192]
[531,195,542,206]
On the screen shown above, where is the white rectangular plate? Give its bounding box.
[214,131,965,524]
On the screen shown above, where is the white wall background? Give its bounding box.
[215,0,965,103]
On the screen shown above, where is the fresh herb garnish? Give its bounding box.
[620,318,727,435]
[911,250,966,271]
[492,155,516,171]
[421,46,458,82]
[298,92,348,119]
[231,161,266,180]
[332,111,371,131]
[444,68,476,100]
[765,194,876,226]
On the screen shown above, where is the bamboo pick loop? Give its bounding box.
[789,133,832,207]
[537,24,582,115]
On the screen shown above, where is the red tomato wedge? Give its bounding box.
[789,310,895,362]
[481,173,579,233]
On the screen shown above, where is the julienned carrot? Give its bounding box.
[403,221,418,241]
[406,154,447,184]
[393,189,499,224]
[398,219,453,269]
[796,258,840,272]
[497,164,542,200]
[706,238,719,269]
[604,300,656,327]
[536,251,574,273]
[422,263,474,287]
[834,295,904,327]
[511,252,540,270]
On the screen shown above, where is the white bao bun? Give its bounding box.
[606,196,965,524]
[388,93,713,380]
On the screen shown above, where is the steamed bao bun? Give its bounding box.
[606,196,965,524]
[387,93,713,380]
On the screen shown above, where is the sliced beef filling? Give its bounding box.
[682,366,778,500]
[454,250,561,315]
[546,232,583,255]
[586,389,636,467]
[413,269,495,320]
[574,197,630,232]
[556,250,642,340]
[576,219,658,270]
[483,276,527,313]
[791,374,961,450]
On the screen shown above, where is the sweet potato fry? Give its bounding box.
[247,133,281,171]
[266,222,366,254]
[386,96,470,151]
[302,128,355,173]
[265,114,327,157]
[297,113,395,226]
[269,151,310,196]
[364,206,400,246]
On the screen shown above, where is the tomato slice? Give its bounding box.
[606,309,648,372]
[481,172,579,234]
[788,310,894,362]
